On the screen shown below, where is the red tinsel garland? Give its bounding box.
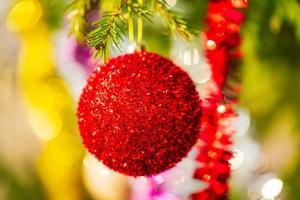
[192,0,248,199]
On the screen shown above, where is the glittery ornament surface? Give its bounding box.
[78,51,201,176]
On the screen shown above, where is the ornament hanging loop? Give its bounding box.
[137,0,144,49]
[126,0,144,51]
[127,0,135,42]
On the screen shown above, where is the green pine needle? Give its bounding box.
[87,10,124,61]
[86,3,152,61]
[80,0,198,61]
[129,2,152,22]
[68,0,92,42]
[155,0,199,40]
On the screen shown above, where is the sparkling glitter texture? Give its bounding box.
[192,0,248,199]
[78,51,201,177]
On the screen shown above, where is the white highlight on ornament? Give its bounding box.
[127,42,136,53]
[110,37,136,57]
[229,149,244,170]
[217,105,226,113]
[261,178,283,199]
[206,40,216,50]
[166,0,177,7]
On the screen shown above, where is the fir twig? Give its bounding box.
[68,0,92,42]
[155,0,198,40]
[129,3,152,22]
[87,3,151,60]
[85,0,198,60]
[87,10,124,61]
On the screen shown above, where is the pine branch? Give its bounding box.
[155,0,198,40]
[68,0,92,42]
[87,10,124,61]
[129,2,152,22]
[84,0,198,60]
[86,3,151,60]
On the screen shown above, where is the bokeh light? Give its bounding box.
[261,178,283,199]
[83,153,130,200]
[229,149,244,170]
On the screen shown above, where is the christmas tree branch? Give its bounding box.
[81,0,195,60]
[87,9,124,61]
[154,0,198,40]
[129,2,152,22]
[68,0,92,42]
[87,2,151,61]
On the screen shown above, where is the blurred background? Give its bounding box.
[1,0,300,200]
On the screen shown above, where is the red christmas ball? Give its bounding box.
[78,51,201,176]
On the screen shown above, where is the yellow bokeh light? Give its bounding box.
[7,0,42,32]
[28,108,62,141]
[8,2,85,197]
[83,153,130,200]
